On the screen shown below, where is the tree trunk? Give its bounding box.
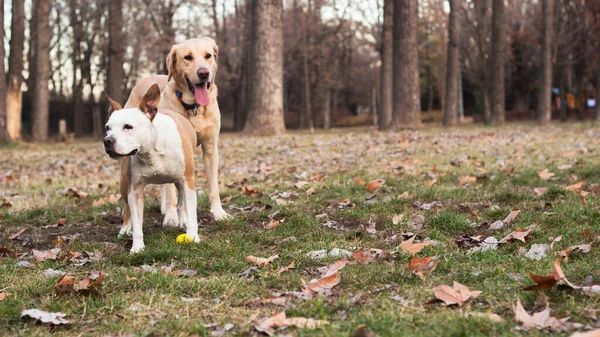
[0,0,8,141]
[31,0,52,141]
[323,89,331,130]
[392,0,421,129]
[489,0,506,126]
[474,0,491,124]
[560,69,568,121]
[243,0,286,135]
[596,46,600,121]
[443,0,460,127]
[27,0,38,94]
[234,3,251,131]
[379,0,393,129]
[107,0,124,118]
[70,0,83,136]
[6,0,24,141]
[537,0,554,125]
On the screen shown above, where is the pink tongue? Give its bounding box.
[194,84,210,106]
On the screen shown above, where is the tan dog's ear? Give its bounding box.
[139,84,161,121]
[166,46,177,81]
[102,91,122,115]
[207,38,218,62]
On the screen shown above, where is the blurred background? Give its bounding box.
[0,0,599,140]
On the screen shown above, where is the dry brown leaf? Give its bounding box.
[566,181,585,191]
[459,176,477,185]
[241,185,260,196]
[21,309,70,326]
[578,190,590,205]
[294,181,310,189]
[265,218,285,230]
[271,261,295,277]
[0,246,18,257]
[245,255,279,267]
[261,296,287,306]
[306,186,317,195]
[8,228,26,240]
[302,259,347,294]
[253,312,328,336]
[285,317,329,329]
[409,256,438,275]
[513,298,554,329]
[354,177,366,185]
[54,274,75,295]
[533,187,548,196]
[538,169,555,180]
[524,273,558,291]
[366,179,385,192]
[399,236,431,255]
[33,248,61,262]
[499,228,531,243]
[92,194,121,206]
[503,210,521,225]
[353,248,393,264]
[560,243,592,258]
[0,292,11,301]
[425,177,438,186]
[431,281,482,306]
[571,329,600,337]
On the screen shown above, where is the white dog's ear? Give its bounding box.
[139,84,161,121]
[166,46,177,81]
[102,91,122,115]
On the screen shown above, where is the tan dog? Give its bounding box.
[104,85,200,253]
[122,38,229,235]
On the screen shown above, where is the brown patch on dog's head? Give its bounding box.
[138,84,161,121]
[102,91,123,115]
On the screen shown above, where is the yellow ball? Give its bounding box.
[176,234,193,244]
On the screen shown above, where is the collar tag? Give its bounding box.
[175,91,200,116]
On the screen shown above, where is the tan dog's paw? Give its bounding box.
[211,208,231,221]
[118,223,132,237]
[162,212,179,227]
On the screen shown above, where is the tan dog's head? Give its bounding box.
[166,37,218,107]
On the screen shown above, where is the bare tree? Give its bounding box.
[6,0,24,140]
[107,0,125,114]
[489,0,506,126]
[537,0,554,125]
[392,0,421,128]
[0,0,8,142]
[379,0,393,130]
[443,0,460,127]
[243,0,286,135]
[31,0,52,141]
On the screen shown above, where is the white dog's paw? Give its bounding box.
[118,223,132,237]
[162,211,179,227]
[211,208,231,221]
[130,243,145,254]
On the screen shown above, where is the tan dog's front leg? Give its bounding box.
[161,184,179,227]
[202,139,230,221]
[129,183,146,254]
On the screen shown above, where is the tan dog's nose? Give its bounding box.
[197,68,209,80]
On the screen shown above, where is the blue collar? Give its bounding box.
[175,91,200,115]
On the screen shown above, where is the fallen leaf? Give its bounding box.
[409,256,438,275]
[399,236,431,255]
[0,246,18,257]
[92,194,121,206]
[21,309,70,326]
[260,296,287,306]
[459,176,477,185]
[354,177,366,185]
[566,181,585,191]
[253,311,328,336]
[499,228,531,243]
[523,244,549,260]
[302,259,347,294]
[265,218,285,230]
[294,181,310,189]
[366,179,385,192]
[245,255,279,267]
[0,292,11,301]
[353,248,376,264]
[578,190,590,205]
[33,248,61,262]
[431,281,482,306]
[560,243,592,258]
[538,169,555,180]
[512,298,567,330]
[533,187,548,196]
[571,330,600,337]
[8,228,26,240]
[465,312,504,322]
[503,210,521,225]
[285,317,329,329]
[524,273,558,291]
[425,177,438,186]
[271,261,295,277]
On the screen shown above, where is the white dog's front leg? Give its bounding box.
[128,185,146,254]
[161,184,179,227]
[182,183,200,243]
[202,140,230,221]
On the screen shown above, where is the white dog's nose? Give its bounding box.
[103,137,114,147]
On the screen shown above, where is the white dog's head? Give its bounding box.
[103,85,161,160]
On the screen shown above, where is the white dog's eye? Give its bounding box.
[205,53,211,59]
[124,124,133,130]
[105,125,110,131]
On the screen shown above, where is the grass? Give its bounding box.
[1,123,600,336]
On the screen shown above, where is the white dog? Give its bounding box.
[103,84,199,253]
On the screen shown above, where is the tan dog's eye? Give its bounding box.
[184,55,193,61]
[205,53,212,59]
